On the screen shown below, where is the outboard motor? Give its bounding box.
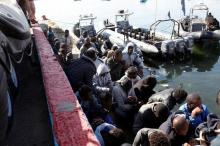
[173,38,186,60]
[183,36,194,53]
[161,40,175,59]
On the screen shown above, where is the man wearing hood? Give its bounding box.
[112,77,137,120]
[122,42,144,77]
[93,64,113,95]
[66,48,97,91]
[118,66,141,86]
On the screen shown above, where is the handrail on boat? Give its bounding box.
[149,19,180,40]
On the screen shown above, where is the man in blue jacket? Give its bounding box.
[179,93,209,129]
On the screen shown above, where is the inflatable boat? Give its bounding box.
[73,14,97,38]
[175,3,220,41]
[101,10,194,60]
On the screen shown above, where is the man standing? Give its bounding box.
[64,30,73,53]
[66,48,97,91]
[106,49,124,81]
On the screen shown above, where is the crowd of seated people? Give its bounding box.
[45,28,220,146]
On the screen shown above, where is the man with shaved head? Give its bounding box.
[159,111,192,146]
[179,93,209,129]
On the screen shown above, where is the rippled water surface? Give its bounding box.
[35,0,220,114]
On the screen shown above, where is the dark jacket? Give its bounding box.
[179,103,209,129]
[159,111,192,146]
[0,66,8,143]
[106,57,123,81]
[148,88,176,110]
[66,55,96,91]
[133,102,168,134]
[132,128,164,146]
[76,92,102,122]
[133,79,155,103]
[195,113,220,143]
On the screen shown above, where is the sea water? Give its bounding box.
[35,0,220,115]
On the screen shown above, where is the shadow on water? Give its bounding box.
[192,41,220,72]
[143,41,220,115]
[144,41,220,80]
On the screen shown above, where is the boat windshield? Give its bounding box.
[79,19,94,27]
[152,20,177,39]
[191,23,206,32]
[190,4,209,20]
[191,10,208,20]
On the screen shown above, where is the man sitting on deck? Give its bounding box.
[159,111,192,146]
[76,85,102,122]
[132,75,157,104]
[148,88,188,111]
[112,77,137,121]
[179,93,209,129]
[132,128,170,146]
[133,102,169,134]
[95,122,125,146]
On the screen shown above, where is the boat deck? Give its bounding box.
[7,54,54,146]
